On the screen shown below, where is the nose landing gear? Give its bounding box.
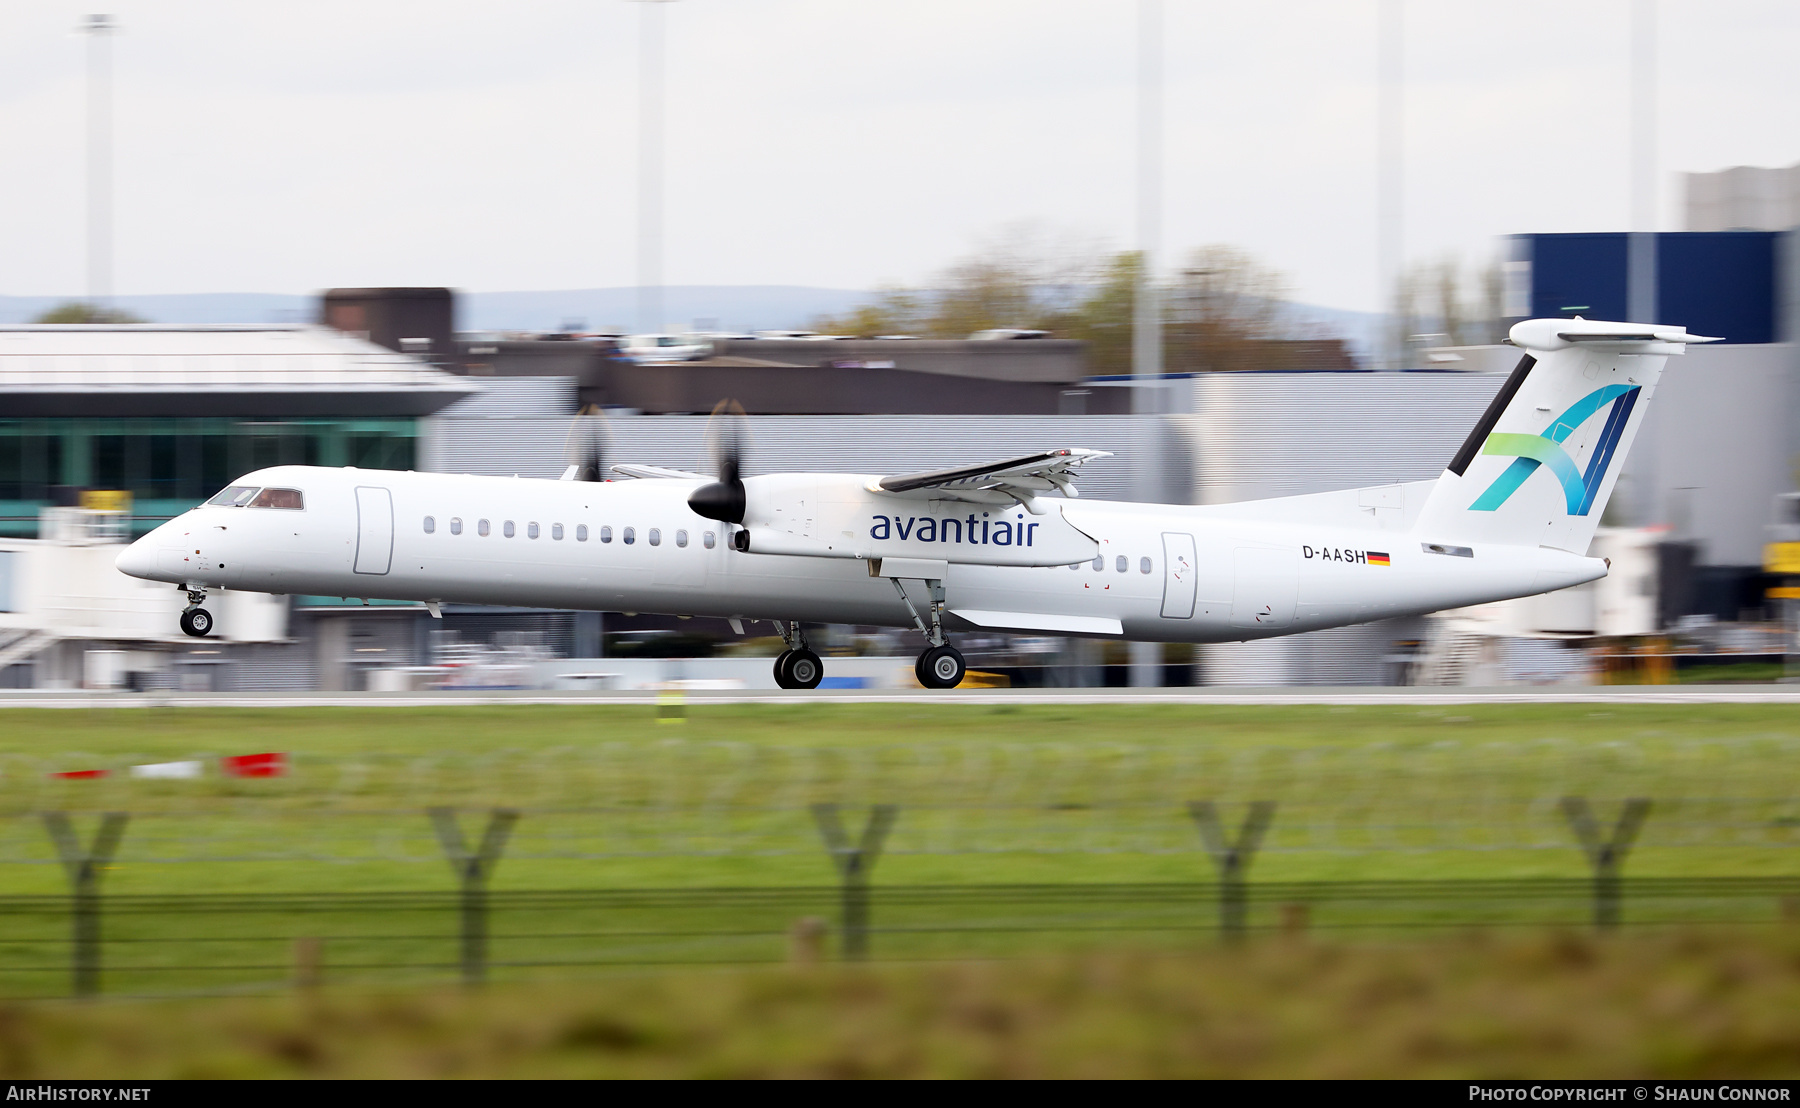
[179,607,213,638]
[772,621,823,690]
[179,583,214,638]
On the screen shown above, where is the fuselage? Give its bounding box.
[117,464,1606,644]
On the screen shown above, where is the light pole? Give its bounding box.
[1129,0,1164,689]
[633,1,676,336]
[1376,0,1402,368]
[82,13,116,310]
[1132,0,1162,416]
[1627,0,1657,325]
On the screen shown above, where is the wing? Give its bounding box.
[875,448,1111,506]
[610,464,711,480]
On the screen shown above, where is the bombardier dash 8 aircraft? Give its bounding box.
[116,317,1713,689]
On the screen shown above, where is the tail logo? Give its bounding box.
[1469,384,1641,517]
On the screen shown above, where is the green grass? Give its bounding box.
[0,703,1796,893]
[4,928,1800,1078]
[0,703,1795,997]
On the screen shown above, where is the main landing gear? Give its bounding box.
[179,584,214,638]
[892,577,966,690]
[773,621,823,690]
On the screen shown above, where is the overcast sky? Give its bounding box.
[1,1,1798,312]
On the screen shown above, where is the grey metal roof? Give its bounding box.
[0,325,480,417]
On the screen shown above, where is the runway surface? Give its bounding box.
[1,686,1798,708]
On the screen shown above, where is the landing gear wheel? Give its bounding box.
[917,644,966,690]
[784,649,823,690]
[773,650,794,688]
[179,607,213,638]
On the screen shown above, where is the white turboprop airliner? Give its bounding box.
[116,318,1713,689]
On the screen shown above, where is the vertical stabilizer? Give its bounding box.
[1413,318,1719,553]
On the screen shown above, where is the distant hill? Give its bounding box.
[0,285,1378,360]
[0,287,873,334]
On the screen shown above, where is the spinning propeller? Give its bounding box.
[563,407,611,482]
[687,399,749,524]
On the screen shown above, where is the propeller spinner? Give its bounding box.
[688,400,748,523]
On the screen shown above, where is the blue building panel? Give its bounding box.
[1515,231,1777,344]
[1657,232,1776,344]
[1525,233,1629,321]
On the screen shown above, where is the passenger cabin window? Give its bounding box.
[528,522,540,539]
[703,531,716,550]
[504,521,516,538]
[1115,556,1127,573]
[478,519,491,537]
[552,523,564,540]
[249,488,304,510]
[423,516,436,534]
[577,524,589,542]
[675,529,688,548]
[450,517,463,535]
[648,528,662,547]
[1140,557,1152,574]
[622,527,635,545]
[208,486,259,507]
[600,526,613,543]
[1092,556,1104,571]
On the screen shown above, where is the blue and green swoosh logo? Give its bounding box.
[1470,384,1641,516]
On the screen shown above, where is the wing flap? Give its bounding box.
[875,448,1111,500]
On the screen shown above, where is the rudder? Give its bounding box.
[1414,318,1718,554]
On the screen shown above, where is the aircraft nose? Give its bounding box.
[115,531,161,580]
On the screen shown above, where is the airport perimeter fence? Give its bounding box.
[0,736,1796,997]
[0,797,1796,999]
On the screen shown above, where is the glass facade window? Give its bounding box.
[423,516,435,534]
[0,417,418,538]
[450,517,463,535]
[504,521,515,538]
[577,524,588,542]
[552,523,564,540]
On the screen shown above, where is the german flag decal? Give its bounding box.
[1367,551,1391,567]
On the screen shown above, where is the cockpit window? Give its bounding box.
[249,488,304,510]
[207,486,259,507]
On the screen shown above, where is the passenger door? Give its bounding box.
[353,486,394,575]
[1160,532,1197,618]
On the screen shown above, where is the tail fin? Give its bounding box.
[1414,318,1719,554]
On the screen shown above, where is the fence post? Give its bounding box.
[1560,797,1651,930]
[429,807,519,985]
[811,804,898,961]
[42,811,128,998]
[1187,801,1276,941]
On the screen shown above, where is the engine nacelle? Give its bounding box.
[737,473,1097,567]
